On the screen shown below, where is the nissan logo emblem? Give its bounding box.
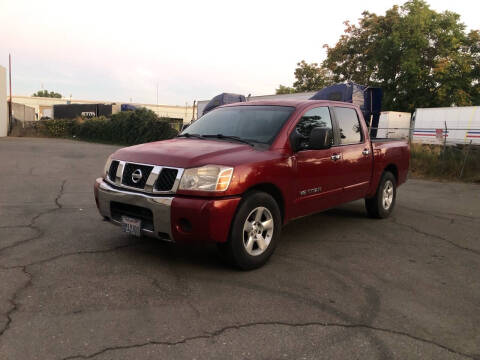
[131,169,143,184]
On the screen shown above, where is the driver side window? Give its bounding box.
[295,107,332,149]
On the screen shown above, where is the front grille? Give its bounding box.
[110,201,154,231]
[122,163,153,189]
[155,168,178,191]
[108,160,119,182]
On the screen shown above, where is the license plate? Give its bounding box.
[121,216,141,237]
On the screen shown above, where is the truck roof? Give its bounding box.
[221,99,360,109]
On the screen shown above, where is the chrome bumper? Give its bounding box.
[96,179,173,241]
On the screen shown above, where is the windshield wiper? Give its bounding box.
[177,133,205,139]
[203,134,254,147]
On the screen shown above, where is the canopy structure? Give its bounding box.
[202,93,246,116]
[310,82,382,137]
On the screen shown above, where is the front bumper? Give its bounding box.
[94,178,241,243]
[95,178,173,240]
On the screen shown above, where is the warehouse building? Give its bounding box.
[9,95,194,123]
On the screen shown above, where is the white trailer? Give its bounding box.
[412,106,480,145]
[376,111,411,139]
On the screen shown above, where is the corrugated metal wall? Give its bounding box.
[12,102,36,122]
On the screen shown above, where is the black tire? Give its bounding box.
[218,191,282,270]
[365,171,397,219]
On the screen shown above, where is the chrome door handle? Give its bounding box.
[362,149,371,156]
[331,154,341,161]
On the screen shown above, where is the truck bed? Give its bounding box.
[367,137,410,196]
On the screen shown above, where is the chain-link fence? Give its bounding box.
[369,126,480,181]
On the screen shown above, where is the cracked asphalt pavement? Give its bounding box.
[1,137,479,360]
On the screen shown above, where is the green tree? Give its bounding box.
[275,85,296,94]
[32,90,62,98]
[276,61,333,94]
[323,0,480,112]
[293,60,333,92]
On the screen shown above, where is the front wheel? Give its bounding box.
[365,171,397,219]
[218,191,281,270]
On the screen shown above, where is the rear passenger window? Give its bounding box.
[334,107,362,144]
[295,107,332,146]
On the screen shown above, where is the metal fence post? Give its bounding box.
[443,121,447,154]
[459,140,473,179]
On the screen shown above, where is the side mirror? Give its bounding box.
[309,127,332,150]
[289,129,305,152]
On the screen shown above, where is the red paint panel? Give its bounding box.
[171,196,241,243]
[293,147,343,218]
[366,139,409,197]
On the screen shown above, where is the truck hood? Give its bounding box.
[112,138,259,168]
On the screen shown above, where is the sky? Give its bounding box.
[0,0,478,105]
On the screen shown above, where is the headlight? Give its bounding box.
[179,165,234,192]
[103,155,113,177]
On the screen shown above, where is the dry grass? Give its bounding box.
[409,143,480,182]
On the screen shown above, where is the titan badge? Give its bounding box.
[300,187,322,196]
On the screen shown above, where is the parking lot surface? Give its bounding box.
[1,137,479,360]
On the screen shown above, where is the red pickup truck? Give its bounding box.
[94,100,409,269]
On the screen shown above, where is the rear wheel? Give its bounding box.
[365,171,396,219]
[218,191,281,270]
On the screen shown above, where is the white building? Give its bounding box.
[0,66,7,137]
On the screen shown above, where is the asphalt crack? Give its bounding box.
[391,217,480,256]
[398,204,479,222]
[60,321,475,360]
[0,180,67,254]
[0,242,143,340]
[0,179,70,340]
[1,242,142,271]
[0,266,32,338]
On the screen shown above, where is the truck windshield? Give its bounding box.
[182,105,295,145]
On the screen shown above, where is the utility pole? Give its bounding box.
[8,54,12,135]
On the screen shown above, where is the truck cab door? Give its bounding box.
[331,106,373,203]
[291,106,344,218]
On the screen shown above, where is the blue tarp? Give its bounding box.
[310,82,382,137]
[121,104,137,112]
[202,93,246,116]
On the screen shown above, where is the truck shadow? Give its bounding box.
[123,237,230,271]
[322,203,368,219]
[118,201,368,270]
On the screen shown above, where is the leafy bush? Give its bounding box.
[41,108,178,145]
[42,119,75,137]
